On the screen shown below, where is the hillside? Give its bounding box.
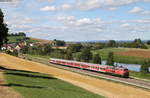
[0,53,150,98]
[7,36,38,44]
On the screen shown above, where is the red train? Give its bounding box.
[49,58,129,78]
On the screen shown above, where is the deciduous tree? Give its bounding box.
[92,54,101,64]
[0,9,9,49]
[141,60,150,73]
[106,52,114,66]
[80,47,92,62]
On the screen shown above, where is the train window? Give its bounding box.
[124,69,128,71]
[100,68,105,70]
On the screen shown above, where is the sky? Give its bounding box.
[0,0,150,41]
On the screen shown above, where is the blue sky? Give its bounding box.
[0,0,150,41]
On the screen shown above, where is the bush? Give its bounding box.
[92,54,101,64]
[141,60,150,73]
[80,47,92,62]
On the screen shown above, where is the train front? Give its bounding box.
[122,68,129,78]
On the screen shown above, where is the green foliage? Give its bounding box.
[54,39,65,46]
[141,60,150,73]
[4,70,103,98]
[119,39,147,49]
[0,9,9,48]
[130,71,150,80]
[27,44,52,55]
[6,50,18,57]
[67,43,83,53]
[7,36,38,44]
[42,44,52,55]
[141,44,148,49]
[8,32,26,36]
[107,40,117,47]
[64,49,73,60]
[50,49,65,59]
[92,43,105,50]
[80,47,92,62]
[147,40,150,45]
[92,54,101,64]
[73,52,82,61]
[106,52,114,66]
[21,46,29,54]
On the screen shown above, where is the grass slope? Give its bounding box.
[130,71,150,80]
[22,53,150,81]
[4,69,104,98]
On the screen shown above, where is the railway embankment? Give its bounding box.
[0,53,150,98]
[19,54,150,90]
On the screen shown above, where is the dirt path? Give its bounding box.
[0,53,150,98]
[0,70,21,98]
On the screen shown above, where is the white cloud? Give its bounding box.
[129,7,143,13]
[144,0,150,2]
[142,10,150,15]
[38,0,54,2]
[61,4,73,10]
[108,7,117,10]
[121,23,130,27]
[57,16,103,26]
[77,0,140,10]
[7,15,150,41]
[40,6,56,11]
[129,7,150,15]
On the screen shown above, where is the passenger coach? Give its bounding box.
[49,58,129,78]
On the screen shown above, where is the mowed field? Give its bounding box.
[0,53,150,98]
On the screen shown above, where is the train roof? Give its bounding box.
[50,58,127,69]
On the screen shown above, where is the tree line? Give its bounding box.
[8,32,26,37]
[91,39,149,50]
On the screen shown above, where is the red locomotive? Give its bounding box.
[49,58,129,78]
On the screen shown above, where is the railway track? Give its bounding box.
[20,55,150,90]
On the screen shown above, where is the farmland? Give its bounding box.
[116,50,150,58]
[92,48,150,64]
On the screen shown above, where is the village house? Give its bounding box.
[1,41,26,52]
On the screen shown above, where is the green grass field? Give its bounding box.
[92,48,149,64]
[146,44,150,49]
[4,69,103,98]
[130,71,150,80]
